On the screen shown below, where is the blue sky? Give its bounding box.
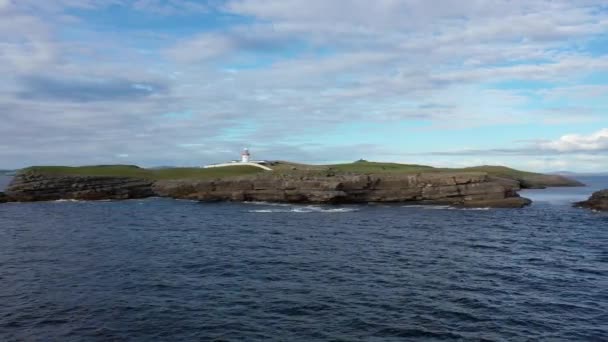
[1,0,607,171]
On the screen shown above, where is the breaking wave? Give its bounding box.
[247,205,358,213]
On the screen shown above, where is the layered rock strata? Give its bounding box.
[5,172,155,202]
[153,172,530,208]
[516,174,584,189]
[575,190,608,212]
[4,171,532,208]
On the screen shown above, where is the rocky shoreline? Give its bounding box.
[575,190,608,212]
[1,170,536,208]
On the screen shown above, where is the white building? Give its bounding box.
[203,148,272,171]
[241,148,250,163]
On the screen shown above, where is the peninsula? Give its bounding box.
[575,190,608,212]
[0,161,583,208]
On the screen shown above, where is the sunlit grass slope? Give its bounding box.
[22,165,265,180]
[21,161,554,182]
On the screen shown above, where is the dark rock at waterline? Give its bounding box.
[4,170,533,208]
[518,174,585,189]
[153,172,531,208]
[575,190,608,212]
[5,172,155,202]
[0,192,9,203]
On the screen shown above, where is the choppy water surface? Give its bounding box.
[0,177,607,341]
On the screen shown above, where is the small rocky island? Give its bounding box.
[575,190,608,212]
[0,161,584,208]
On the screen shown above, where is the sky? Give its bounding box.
[1,0,608,171]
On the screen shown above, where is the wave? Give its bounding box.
[243,201,292,207]
[403,205,491,211]
[248,205,358,213]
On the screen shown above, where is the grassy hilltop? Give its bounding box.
[21,165,264,180]
[18,161,583,188]
[22,161,543,180]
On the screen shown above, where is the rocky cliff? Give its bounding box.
[3,170,532,208]
[516,174,584,189]
[153,172,530,208]
[575,190,608,211]
[5,172,154,202]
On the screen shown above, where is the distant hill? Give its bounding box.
[552,171,608,177]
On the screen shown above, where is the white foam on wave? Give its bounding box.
[248,209,280,213]
[459,207,491,211]
[403,204,452,210]
[244,201,292,207]
[403,204,491,211]
[295,206,357,213]
[248,205,358,213]
[53,199,82,203]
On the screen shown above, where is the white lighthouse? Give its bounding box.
[240,148,251,163]
[204,147,272,170]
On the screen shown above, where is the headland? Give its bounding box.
[0,161,584,208]
[574,190,608,211]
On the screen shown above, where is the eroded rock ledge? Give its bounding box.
[575,190,608,212]
[153,172,531,208]
[3,171,533,208]
[517,174,584,189]
[4,173,154,202]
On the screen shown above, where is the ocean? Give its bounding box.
[0,176,607,341]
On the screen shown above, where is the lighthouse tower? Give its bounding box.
[240,148,250,163]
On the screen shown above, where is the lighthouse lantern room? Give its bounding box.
[241,148,251,163]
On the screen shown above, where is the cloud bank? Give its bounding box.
[0,0,607,171]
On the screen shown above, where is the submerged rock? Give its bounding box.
[575,190,608,212]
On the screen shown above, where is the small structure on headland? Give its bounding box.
[241,148,251,163]
[204,148,273,171]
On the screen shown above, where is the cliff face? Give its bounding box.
[153,172,530,208]
[517,174,584,189]
[3,170,532,208]
[575,190,608,211]
[5,172,155,202]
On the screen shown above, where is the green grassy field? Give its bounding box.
[272,161,541,177]
[453,165,540,177]
[327,161,436,174]
[22,165,265,180]
[21,161,546,180]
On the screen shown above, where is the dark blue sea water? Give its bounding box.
[1,176,607,341]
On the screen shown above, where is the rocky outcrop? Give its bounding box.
[3,170,532,208]
[575,190,608,211]
[5,172,155,202]
[153,172,530,208]
[0,192,9,203]
[517,174,584,189]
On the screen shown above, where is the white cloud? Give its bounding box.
[0,0,12,10]
[165,33,237,63]
[541,128,608,152]
[0,0,607,171]
[132,0,209,16]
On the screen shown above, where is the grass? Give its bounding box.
[327,161,435,174]
[22,165,265,180]
[454,165,541,177]
[20,161,549,181]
